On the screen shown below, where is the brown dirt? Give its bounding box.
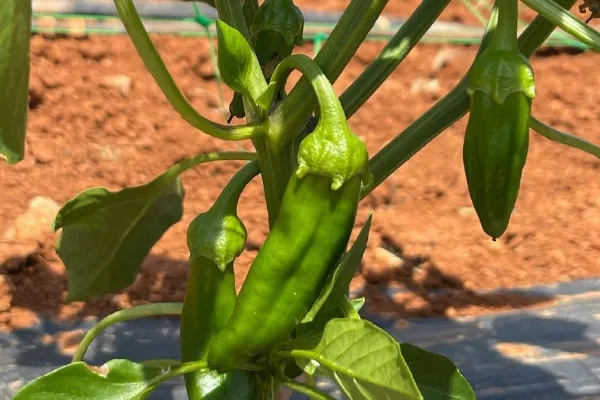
[1,1,600,331]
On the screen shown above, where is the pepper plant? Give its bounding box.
[3,0,600,399]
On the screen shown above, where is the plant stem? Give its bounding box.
[113,0,264,140]
[340,0,451,118]
[340,296,361,319]
[361,0,578,198]
[521,0,600,51]
[492,0,519,51]
[140,360,209,397]
[174,151,258,175]
[72,303,183,362]
[461,0,490,25]
[273,0,389,140]
[283,380,336,400]
[270,363,335,400]
[530,115,600,158]
[215,0,288,227]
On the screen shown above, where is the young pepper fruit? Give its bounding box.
[181,161,260,400]
[463,0,536,240]
[207,55,370,373]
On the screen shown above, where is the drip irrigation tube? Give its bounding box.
[30,0,589,50]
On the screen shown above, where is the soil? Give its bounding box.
[1,1,599,331]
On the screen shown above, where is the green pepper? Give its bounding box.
[207,54,369,373]
[181,161,260,399]
[463,0,536,240]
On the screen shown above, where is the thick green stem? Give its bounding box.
[273,0,389,140]
[340,0,451,118]
[72,303,183,362]
[215,0,287,227]
[113,0,263,140]
[492,0,519,51]
[362,0,578,198]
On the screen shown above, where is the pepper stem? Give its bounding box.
[492,0,519,52]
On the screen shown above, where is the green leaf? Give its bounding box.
[53,152,256,302]
[0,0,31,164]
[302,215,372,323]
[215,19,265,104]
[54,168,185,302]
[296,318,423,400]
[401,343,475,400]
[13,360,164,400]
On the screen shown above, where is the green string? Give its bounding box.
[313,33,328,56]
[192,2,229,122]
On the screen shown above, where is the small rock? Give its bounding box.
[134,137,154,151]
[194,61,216,81]
[458,206,477,217]
[28,76,44,109]
[374,15,392,30]
[67,18,87,39]
[41,75,64,89]
[445,306,459,317]
[483,238,505,252]
[431,48,455,73]
[0,241,39,273]
[31,142,55,164]
[362,247,404,283]
[374,247,404,269]
[3,196,60,242]
[0,275,15,312]
[410,78,441,96]
[100,75,132,97]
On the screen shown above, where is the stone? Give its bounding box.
[0,241,39,273]
[410,78,441,96]
[31,142,55,164]
[362,247,404,282]
[100,74,132,97]
[431,48,455,73]
[3,196,60,242]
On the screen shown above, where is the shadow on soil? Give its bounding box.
[2,252,600,399]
